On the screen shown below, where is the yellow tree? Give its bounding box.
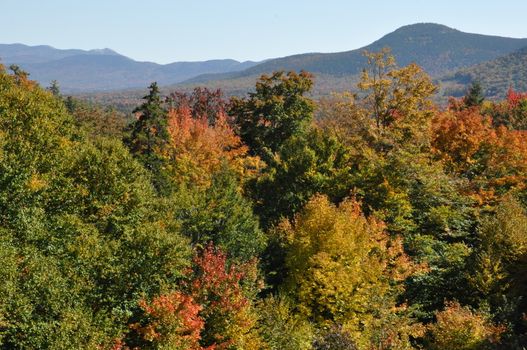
[425,302,504,350]
[357,48,437,153]
[281,195,423,348]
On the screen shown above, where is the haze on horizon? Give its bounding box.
[2,0,527,64]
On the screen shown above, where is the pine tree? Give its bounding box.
[125,82,169,192]
[464,81,485,107]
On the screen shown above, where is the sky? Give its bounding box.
[1,0,527,64]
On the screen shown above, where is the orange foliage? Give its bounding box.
[131,291,210,350]
[165,105,261,187]
[432,106,527,203]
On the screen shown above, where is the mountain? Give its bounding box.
[0,43,259,92]
[440,47,527,99]
[183,23,527,90]
[5,23,527,100]
[0,43,119,64]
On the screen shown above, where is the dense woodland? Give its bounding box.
[1,49,527,349]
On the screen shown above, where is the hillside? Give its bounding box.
[440,46,527,99]
[0,43,259,92]
[185,23,527,85]
[87,23,527,111]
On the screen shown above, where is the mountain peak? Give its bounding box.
[88,48,119,56]
[392,23,459,35]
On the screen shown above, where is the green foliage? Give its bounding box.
[249,127,352,228]
[125,82,170,193]
[464,81,485,107]
[256,295,313,350]
[229,71,315,162]
[172,166,266,262]
[442,47,527,100]
[0,68,191,348]
[4,48,527,349]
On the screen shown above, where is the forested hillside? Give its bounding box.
[1,50,527,349]
[441,47,527,99]
[188,23,527,82]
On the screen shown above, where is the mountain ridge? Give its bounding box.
[183,23,527,85]
[2,23,527,97]
[0,43,260,92]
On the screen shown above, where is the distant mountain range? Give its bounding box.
[0,43,259,92]
[2,23,527,102]
[186,23,527,84]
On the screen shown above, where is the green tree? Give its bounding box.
[0,67,191,348]
[256,295,313,350]
[464,81,485,108]
[47,80,61,97]
[125,82,169,192]
[172,166,266,262]
[229,71,315,163]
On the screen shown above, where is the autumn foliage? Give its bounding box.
[165,104,260,187]
[425,301,504,350]
[189,245,262,350]
[432,105,527,203]
[3,51,527,350]
[131,292,207,350]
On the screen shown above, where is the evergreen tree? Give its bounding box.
[464,81,485,107]
[125,82,169,192]
[47,80,61,97]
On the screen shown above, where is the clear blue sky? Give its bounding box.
[2,0,527,64]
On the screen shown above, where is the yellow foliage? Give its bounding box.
[426,301,504,350]
[281,195,421,348]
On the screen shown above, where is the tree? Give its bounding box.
[282,195,421,347]
[125,82,169,192]
[357,48,437,153]
[189,245,263,350]
[432,106,527,204]
[164,104,260,189]
[248,127,353,229]
[467,195,527,345]
[256,295,313,350]
[488,87,527,130]
[167,87,227,125]
[65,96,126,139]
[464,81,485,108]
[130,292,206,350]
[229,71,315,163]
[172,167,266,262]
[0,68,191,348]
[313,325,358,350]
[47,80,61,97]
[425,302,504,350]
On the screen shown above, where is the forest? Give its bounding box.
[0,49,527,350]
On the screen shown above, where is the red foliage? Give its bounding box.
[131,292,210,350]
[189,245,260,350]
[506,87,527,109]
